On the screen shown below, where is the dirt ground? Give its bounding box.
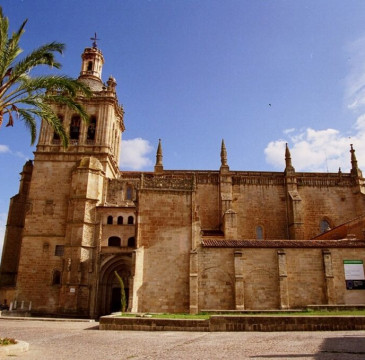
[1,318,365,359]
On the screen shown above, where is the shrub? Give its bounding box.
[0,338,17,346]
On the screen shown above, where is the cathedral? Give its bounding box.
[1,44,365,318]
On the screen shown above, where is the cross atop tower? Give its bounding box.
[90,33,100,49]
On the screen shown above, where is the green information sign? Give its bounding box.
[344,260,365,290]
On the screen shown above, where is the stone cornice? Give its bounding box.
[202,239,365,248]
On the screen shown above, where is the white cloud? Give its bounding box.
[283,128,295,135]
[345,36,365,111]
[0,145,10,153]
[119,138,154,170]
[265,125,364,173]
[265,35,365,173]
[0,213,7,260]
[0,144,28,159]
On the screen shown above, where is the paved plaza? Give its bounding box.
[1,318,365,359]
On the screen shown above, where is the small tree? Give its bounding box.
[0,7,91,147]
[114,271,126,313]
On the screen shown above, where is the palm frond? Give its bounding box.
[0,11,26,81]
[0,42,64,97]
[17,98,69,146]
[0,6,91,148]
[12,42,64,76]
[16,108,37,145]
[0,7,9,55]
[16,75,92,98]
[5,110,13,126]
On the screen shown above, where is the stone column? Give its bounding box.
[277,249,289,309]
[234,251,245,310]
[223,210,237,240]
[189,251,199,314]
[323,249,336,304]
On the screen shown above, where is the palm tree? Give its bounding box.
[0,7,91,147]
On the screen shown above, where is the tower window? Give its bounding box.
[256,226,264,240]
[107,216,113,225]
[128,216,134,225]
[70,116,81,140]
[108,236,121,247]
[53,115,63,141]
[117,216,123,225]
[87,116,97,141]
[87,61,93,71]
[128,237,136,247]
[126,186,133,200]
[320,219,331,233]
[54,245,64,256]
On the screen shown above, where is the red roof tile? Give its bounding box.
[201,239,365,248]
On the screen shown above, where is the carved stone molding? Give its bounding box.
[232,176,285,186]
[142,175,194,191]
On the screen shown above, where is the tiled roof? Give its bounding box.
[201,239,365,248]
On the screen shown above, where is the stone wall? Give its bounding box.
[195,176,219,230]
[331,248,365,305]
[233,184,287,239]
[198,248,234,310]
[298,184,365,239]
[198,245,365,311]
[13,158,74,312]
[137,189,192,313]
[14,236,64,312]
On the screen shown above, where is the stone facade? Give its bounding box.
[1,45,365,317]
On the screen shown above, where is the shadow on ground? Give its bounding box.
[252,335,365,359]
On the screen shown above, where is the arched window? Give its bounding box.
[128,216,134,225]
[87,116,97,141]
[128,237,136,247]
[53,115,63,142]
[107,216,113,225]
[52,270,61,285]
[126,186,133,200]
[256,226,263,240]
[117,216,123,225]
[108,237,121,247]
[70,115,81,140]
[87,61,93,71]
[320,219,331,233]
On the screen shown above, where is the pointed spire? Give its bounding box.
[350,144,362,177]
[220,139,229,172]
[350,144,358,169]
[221,139,227,166]
[285,143,292,167]
[154,139,163,173]
[284,143,295,174]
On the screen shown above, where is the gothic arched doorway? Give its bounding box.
[98,254,133,316]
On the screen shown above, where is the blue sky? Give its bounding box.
[2,0,365,253]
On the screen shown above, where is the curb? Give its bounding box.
[0,316,95,323]
[0,340,29,356]
[100,314,365,332]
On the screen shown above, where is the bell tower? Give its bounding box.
[36,42,124,178]
[9,43,125,317]
[80,43,104,80]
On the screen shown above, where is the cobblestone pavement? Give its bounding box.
[1,318,365,359]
